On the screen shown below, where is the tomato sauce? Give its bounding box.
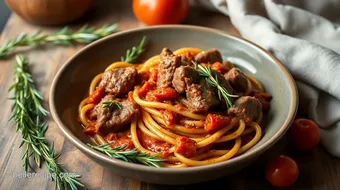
[105,131,134,150]
[138,130,171,156]
[175,136,196,157]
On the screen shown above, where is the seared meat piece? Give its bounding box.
[185,79,220,113]
[224,68,249,94]
[212,70,235,96]
[251,92,272,111]
[172,66,200,94]
[93,95,139,133]
[99,67,137,96]
[228,96,262,123]
[157,48,181,88]
[194,49,223,64]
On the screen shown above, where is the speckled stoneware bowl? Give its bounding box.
[49,25,298,185]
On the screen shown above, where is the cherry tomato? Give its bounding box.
[111,137,134,150]
[211,62,228,74]
[87,87,105,104]
[151,87,177,99]
[148,70,158,84]
[127,91,135,102]
[132,0,190,25]
[162,110,179,126]
[139,82,153,97]
[205,114,231,133]
[288,118,320,151]
[106,133,117,142]
[265,155,299,187]
[175,136,197,157]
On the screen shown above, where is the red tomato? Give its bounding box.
[111,137,134,150]
[211,62,228,74]
[266,155,299,187]
[288,118,320,151]
[205,114,231,133]
[148,70,158,84]
[139,82,153,97]
[175,136,197,158]
[162,110,179,126]
[138,130,171,154]
[145,91,160,102]
[132,0,190,25]
[106,133,117,142]
[127,91,135,102]
[151,87,177,99]
[87,87,105,104]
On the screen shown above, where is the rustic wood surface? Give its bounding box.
[0,1,339,190]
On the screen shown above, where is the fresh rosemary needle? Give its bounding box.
[102,101,122,110]
[192,61,238,108]
[121,36,147,63]
[0,24,118,58]
[9,54,83,190]
[88,144,165,168]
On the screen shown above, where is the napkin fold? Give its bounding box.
[193,0,340,157]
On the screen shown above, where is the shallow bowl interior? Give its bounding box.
[50,25,298,185]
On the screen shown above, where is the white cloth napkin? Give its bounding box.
[193,0,340,157]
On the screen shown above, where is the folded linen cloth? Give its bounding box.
[193,0,340,157]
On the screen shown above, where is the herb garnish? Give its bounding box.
[192,61,238,108]
[102,101,122,110]
[9,55,83,190]
[121,36,147,63]
[88,144,164,168]
[0,24,118,58]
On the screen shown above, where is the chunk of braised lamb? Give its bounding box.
[157,48,181,88]
[184,79,220,113]
[224,68,249,94]
[194,49,223,64]
[227,96,262,123]
[172,66,200,94]
[93,95,139,133]
[99,67,137,96]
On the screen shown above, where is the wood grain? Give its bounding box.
[0,1,339,190]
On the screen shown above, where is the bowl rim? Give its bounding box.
[49,25,298,174]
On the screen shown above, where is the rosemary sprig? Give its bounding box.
[9,55,83,190]
[192,61,238,108]
[121,36,147,63]
[88,143,164,168]
[102,101,122,110]
[0,24,118,58]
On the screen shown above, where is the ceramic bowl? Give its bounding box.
[49,25,298,185]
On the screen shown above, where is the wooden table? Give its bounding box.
[0,1,339,190]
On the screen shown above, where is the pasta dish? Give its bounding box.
[78,39,272,168]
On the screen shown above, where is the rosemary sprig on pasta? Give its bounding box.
[9,55,83,190]
[0,24,118,58]
[88,143,165,168]
[102,101,122,110]
[121,36,147,63]
[192,61,238,108]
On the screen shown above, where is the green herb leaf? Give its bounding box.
[121,36,147,63]
[0,24,118,58]
[102,101,122,110]
[88,143,164,168]
[192,61,238,108]
[9,55,83,190]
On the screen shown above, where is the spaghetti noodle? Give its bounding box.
[78,46,271,167]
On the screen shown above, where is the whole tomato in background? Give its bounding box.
[133,0,190,25]
[266,155,299,188]
[288,118,320,151]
